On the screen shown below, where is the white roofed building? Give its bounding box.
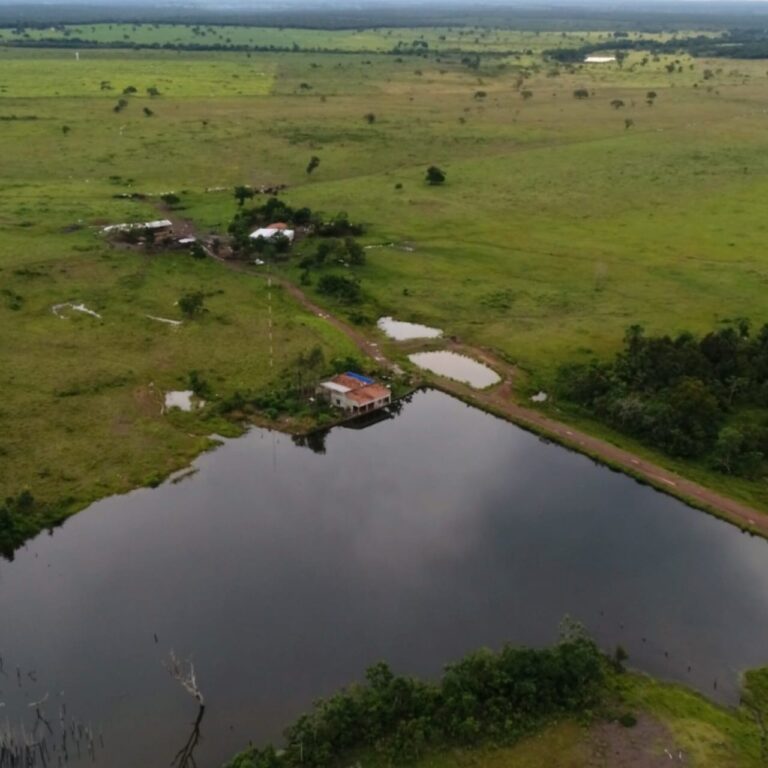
[250,227,295,243]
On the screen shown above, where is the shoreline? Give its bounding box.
[428,378,768,540]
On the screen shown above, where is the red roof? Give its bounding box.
[346,384,391,405]
[332,373,367,391]
[268,222,289,230]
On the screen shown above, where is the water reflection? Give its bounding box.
[409,351,501,388]
[0,390,767,768]
[377,316,443,341]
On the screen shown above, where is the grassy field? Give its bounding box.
[2,24,768,539]
[0,23,690,54]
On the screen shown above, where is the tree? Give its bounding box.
[624,118,634,129]
[143,107,154,117]
[61,125,71,135]
[573,88,590,99]
[306,155,321,175]
[317,274,361,303]
[234,185,254,207]
[293,207,313,226]
[147,86,161,96]
[426,165,446,185]
[345,237,366,266]
[122,85,137,95]
[179,291,206,318]
[521,90,533,100]
[364,112,376,124]
[711,427,764,477]
[610,99,625,109]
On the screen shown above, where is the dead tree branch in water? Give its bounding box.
[165,651,206,768]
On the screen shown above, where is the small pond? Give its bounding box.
[377,316,443,341]
[409,350,501,388]
[164,390,196,411]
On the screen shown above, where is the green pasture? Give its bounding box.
[0,23,679,54]
[0,48,274,98]
[1,26,768,525]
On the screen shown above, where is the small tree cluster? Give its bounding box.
[224,628,605,768]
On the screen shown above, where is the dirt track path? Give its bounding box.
[171,213,768,536]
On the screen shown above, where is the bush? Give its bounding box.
[426,165,446,185]
[317,274,362,303]
[178,291,206,317]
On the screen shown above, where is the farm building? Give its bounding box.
[317,372,391,415]
[103,219,174,239]
[102,219,173,234]
[250,222,295,243]
[584,55,616,63]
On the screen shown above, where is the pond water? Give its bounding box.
[377,316,443,341]
[409,350,501,388]
[1,389,768,767]
[164,390,196,411]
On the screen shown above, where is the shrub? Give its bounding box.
[317,274,361,303]
[426,165,446,185]
[178,291,206,317]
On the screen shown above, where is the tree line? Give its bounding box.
[545,29,768,62]
[225,622,606,768]
[557,322,768,477]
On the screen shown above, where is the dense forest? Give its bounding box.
[225,622,607,768]
[557,322,768,477]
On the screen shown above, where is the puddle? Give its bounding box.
[164,391,203,412]
[147,315,182,326]
[408,351,501,388]
[52,302,102,319]
[377,316,442,341]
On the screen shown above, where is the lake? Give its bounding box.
[1,389,767,767]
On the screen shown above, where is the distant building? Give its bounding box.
[103,219,174,239]
[317,372,391,415]
[250,224,295,242]
[584,55,616,63]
